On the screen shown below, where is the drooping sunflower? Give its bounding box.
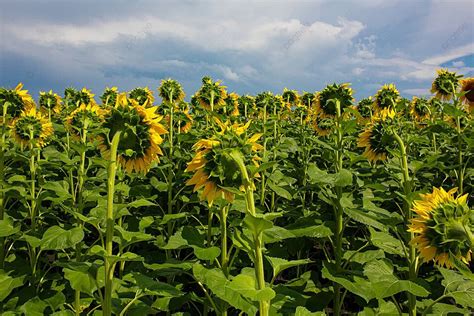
[410,96,430,122]
[254,92,274,119]
[282,88,299,110]
[129,87,155,107]
[0,83,35,118]
[39,90,62,115]
[100,87,119,107]
[195,76,227,111]
[312,114,333,136]
[357,112,396,162]
[185,118,263,206]
[238,95,255,119]
[431,69,461,101]
[177,112,194,133]
[373,84,400,115]
[459,77,474,112]
[63,87,79,108]
[70,88,97,108]
[158,79,185,104]
[65,103,105,140]
[356,97,374,124]
[314,83,354,118]
[98,94,167,174]
[223,92,240,117]
[409,187,473,269]
[10,107,53,148]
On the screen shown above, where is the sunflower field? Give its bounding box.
[0,71,473,316]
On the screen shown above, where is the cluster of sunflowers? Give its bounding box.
[0,70,473,316]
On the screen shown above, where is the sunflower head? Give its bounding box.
[238,95,255,118]
[410,97,430,122]
[315,83,354,118]
[39,90,62,115]
[301,92,315,107]
[195,76,227,111]
[431,69,461,101]
[63,87,79,108]
[177,112,194,133]
[158,79,185,105]
[69,88,97,108]
[312,114,333,136]
[459,77,474,112]
[10,107,53,148]
[66,103,105,140]
[255,92,274,118]
[357,112,396,162]
[356,97,374,123]
[282,88,299,108]
[0,83,35,118]
[373,84,400,115]
[129,87,155,107]
[100,87,119,107]
[223,92,240,117]
[99,93,167,174]
[185,119,262,205]
[409,187,473,269]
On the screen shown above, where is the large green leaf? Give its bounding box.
[40,226,84,251]
[63,268,97,296]
[266,256,312,281]
[0,270,24,302]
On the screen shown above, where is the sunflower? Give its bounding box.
[238,95,255,119]
[98,94,167,174]
[70,88,97,108]
[410,97,430,122]
[178,112,194,133]
[63,87,79,108]
[312,115,333,136]
[0,83,35,118]
[409,187,473,269]
[314,83,353,118]
[129,87,154,107]
[100,87,119,107]
[357,112,396,162]
[373,84,400,115]
[39,90,62,115]
[254,92,274,119]
[65,103,104,140]
[195,76,227,111]
[185,119,262,206]
[158,79,185,104]
[10,107,53,148]
[223,92,240,117]
[356,97,374,124]
[282,88,299,109]
[431,69,461,101]
[459,77,474,112]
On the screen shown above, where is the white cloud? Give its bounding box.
[422,43,474,65]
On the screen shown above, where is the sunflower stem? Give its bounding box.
[260,102,267,208]
[0,102,8,269]
[393,131,417,316]
[219,205,229,277]
[455,116,463,195]
[167,92,175,260]
[104,131,121,316]
[333,100,344,316]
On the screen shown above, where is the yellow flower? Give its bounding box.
[314,83,353,118]
[224,92,240,117]
[0,83,35,118]
[357,112,395,162]
[410,96,430,122]
[356,97,374,125]
[282,88,300,109]
[373,84,399,115]
[158,79,185,104]
[65,103,105,140]
[195,77,227,111]
[312,114,332,136]
[459,77,474,112]
[409,187,473,269]
[98,94,167,174]
[39,90,62,115]
[129,87,154,107]
[431,69,460,101]
[100,87,119,106]
[185,119,262,206]
[10,107,53,148]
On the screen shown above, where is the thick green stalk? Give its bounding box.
[230,150,269,316]
[167,92,175,259]
[0,103,8,268]
[456,116,463,195]
[260,103,267,208]
[103,132,121,316]
[333,101,344,316]
[393,132,417,316]
[219,205,229,276]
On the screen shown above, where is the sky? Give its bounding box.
[1,0,473,102]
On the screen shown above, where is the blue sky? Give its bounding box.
[1,0,473,102]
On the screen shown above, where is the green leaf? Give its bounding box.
[192,264,258,315]
[344,208,386,230]
[369,228,405,256]
[0,270,25,301]
[266,256,312,280]
[295,306,325,316]
[0,218,20,237]
[19,297,48,316]
[40,226,84,251]
[267,181,292,200]
[244,214,273,235]
[334,169,352,187]
[227,274,276,302]
[63,268,97,296]
[123,272,182,297]
[126,198,156,208]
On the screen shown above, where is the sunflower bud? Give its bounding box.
[431,69,461,101]
[315,83,353,118]
[158,79,185,105]
[100,87,118,107]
